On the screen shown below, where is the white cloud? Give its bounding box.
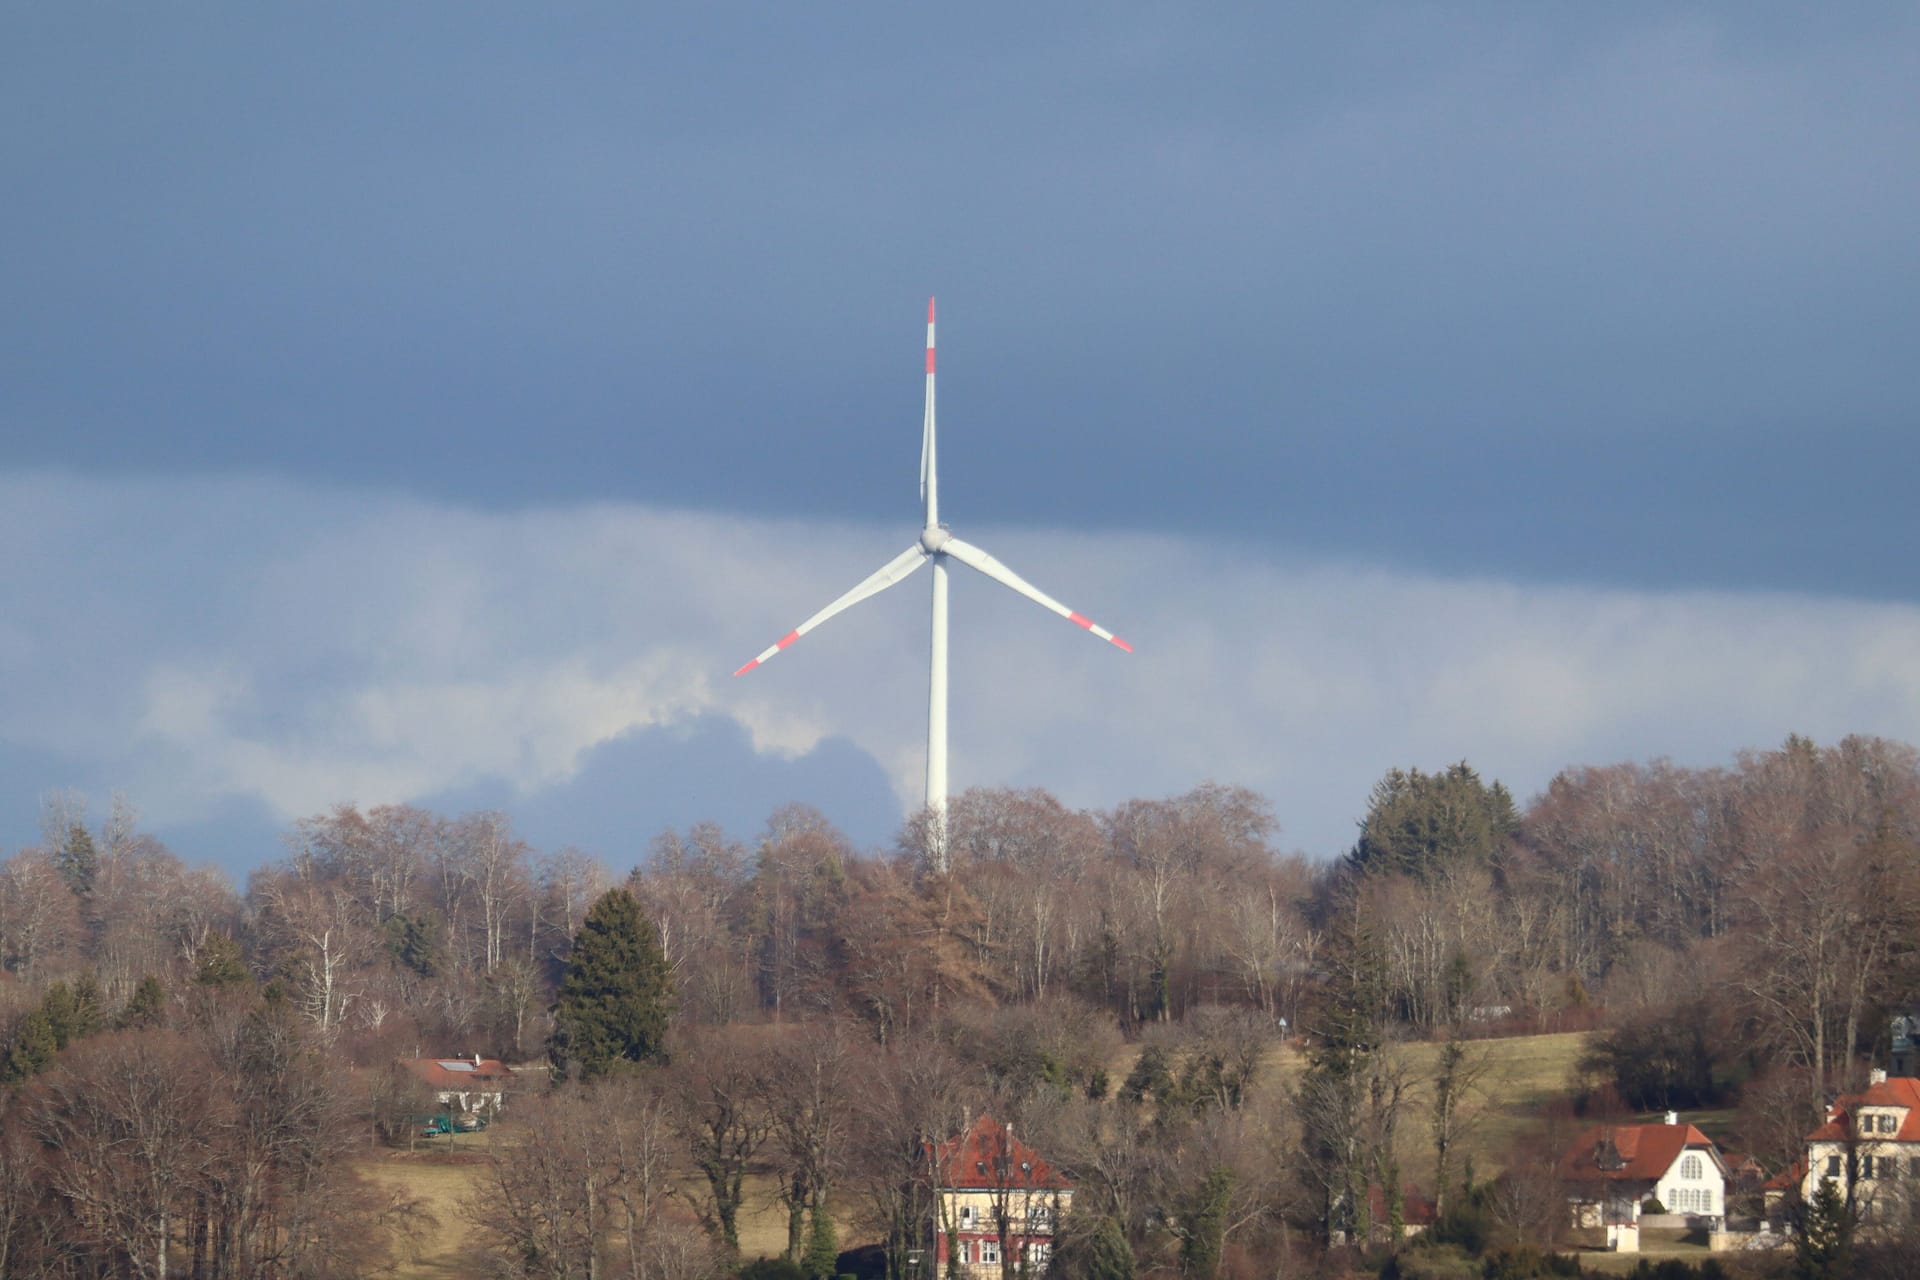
[3,469,1919,858]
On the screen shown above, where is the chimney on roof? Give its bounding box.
[1872,1068,1889,1086]
[1665,1111,1678,1126]
[475,1052,483,1067]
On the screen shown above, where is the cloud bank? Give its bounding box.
[4,469,1918,869]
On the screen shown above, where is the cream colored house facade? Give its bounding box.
[1798,1071,1920,1216]
[927,1115,1073,1280]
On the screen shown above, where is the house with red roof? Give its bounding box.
[1363,1184,1438,1241]
[400,1054,514,1116]
[1796,1069,1920,1216]
[1558,1114,1727,1251]
[925,1114,1073,1278]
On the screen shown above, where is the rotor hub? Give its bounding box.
[919,525,951,555]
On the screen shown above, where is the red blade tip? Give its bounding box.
[733,660,759,676]
[928,297,936,322]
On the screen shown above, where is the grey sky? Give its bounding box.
[2,6,1917,872]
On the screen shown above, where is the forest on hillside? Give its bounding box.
[1,733,1916,1278]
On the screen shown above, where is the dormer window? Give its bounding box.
[1881,1114,1899,1134]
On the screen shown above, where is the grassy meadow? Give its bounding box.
[359,1029,1602,1278]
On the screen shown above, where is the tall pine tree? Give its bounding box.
[548,888,674,1082]
[54,822,98,897]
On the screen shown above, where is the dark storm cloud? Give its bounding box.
[3,4,1917,597]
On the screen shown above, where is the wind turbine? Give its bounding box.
[733,298,1131,869]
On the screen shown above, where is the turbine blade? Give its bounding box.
[733,545,929,675]
[920,297,937,520]
[942,537,1133,653]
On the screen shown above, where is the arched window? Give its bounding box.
[1680,1155,1703,1180]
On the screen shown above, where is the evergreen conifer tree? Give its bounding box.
[1348,762,1516,880]
[40,980,81,1049]
[801,1198,839,1280]
[1047,1215,1134,1280]
[548,888,674,1081]
[70,971,103,1039]
[53,822,98,897]
[1794,1178,1855,1280]
[117,975,168,1029]
[195,933,252,987]
[1179,1169,1233,1280]
[1,1008,59,1083]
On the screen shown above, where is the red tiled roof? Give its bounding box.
[928,1115,1073,1191]
[1762,1158,1806,1192]
[1806,1076,1920,1143]
[1366,1184,1437,1226]
[1558,1123,1720,1183]
[401,1057,514,1090]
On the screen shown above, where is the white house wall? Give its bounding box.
[1654,1152,1723,1217]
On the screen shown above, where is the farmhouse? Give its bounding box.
[926,1114,1073,1279]
[1558,1114,1727,1250]
[400,1054,513,1116]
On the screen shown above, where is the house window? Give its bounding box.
[1028,1244,1051,1265]
[1827,1155,1843,1178]
[959,1206,974,1228]
[1862,1155,1876,1180]
[981,1242,1001,1266]
[1885,1159,1901,1181]
[957,1242,972,1265]
[1030,1204,1051,1228]
[1680,1155,1702,1180]
[1882,1114,1899,1134]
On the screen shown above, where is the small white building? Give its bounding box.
[400,1054,513,1116]
[1559,1114,1728,1250]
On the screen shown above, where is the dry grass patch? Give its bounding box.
[356,1146,810,1278]
[1114,1027,1589,1182]
[358,1151,490,1280]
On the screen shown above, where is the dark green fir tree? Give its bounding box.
[1047,1215,1134,1280]
[117,975,168,1030]
[801,1198,839,1280]
[54,822,98,897]
[1,1007,59,1083]
[548,888,674,1081]
[195,933,252,987]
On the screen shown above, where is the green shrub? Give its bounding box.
[739,1259,807,1280]
[1378,1243,1479,1280]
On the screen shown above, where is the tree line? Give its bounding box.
[2,733,1918,1277]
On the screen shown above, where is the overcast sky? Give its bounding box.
[3,5,1918,877]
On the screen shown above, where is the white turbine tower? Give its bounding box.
[734,298,1131,870]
